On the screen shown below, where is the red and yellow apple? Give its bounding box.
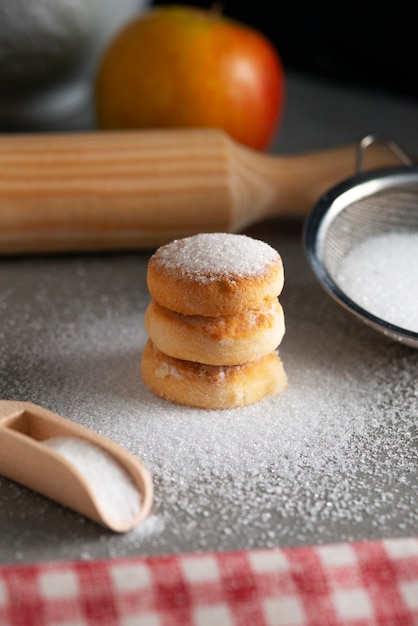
[94,5,285,151]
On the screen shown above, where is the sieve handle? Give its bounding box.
[0,128,405,254]
[356,134,415,172]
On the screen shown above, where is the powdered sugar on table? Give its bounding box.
[0,225,417,564]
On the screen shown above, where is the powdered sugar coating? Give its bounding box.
[147,233,284,316]
[151,233,281,283]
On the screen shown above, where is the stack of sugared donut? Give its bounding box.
[141,233,287,409]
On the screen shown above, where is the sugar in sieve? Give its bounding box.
[304,134,418,348]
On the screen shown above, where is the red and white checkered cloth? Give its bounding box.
[1,537,418,625]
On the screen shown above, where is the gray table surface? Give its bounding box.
[1,72,418,565]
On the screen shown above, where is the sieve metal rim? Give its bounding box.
[304,156,418,348]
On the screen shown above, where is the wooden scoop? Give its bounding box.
[0,128,405,254]
[0,400,153,533]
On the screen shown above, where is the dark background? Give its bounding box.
[152,0,418,102]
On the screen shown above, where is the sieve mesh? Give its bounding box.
[323,185,418,280]
[304,158,418,347]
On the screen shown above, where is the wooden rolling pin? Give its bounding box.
[0,128,404,254]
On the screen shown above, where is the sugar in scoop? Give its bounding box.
[44,436,142,526]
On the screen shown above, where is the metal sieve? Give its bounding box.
[304,134,418,348]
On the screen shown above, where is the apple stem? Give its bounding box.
[210,2,224,16]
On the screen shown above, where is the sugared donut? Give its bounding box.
[144,298,285,366]
[147,233,284,316]
[141,340,288,410]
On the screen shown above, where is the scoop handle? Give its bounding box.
[0,128,402,254]
[0,400,37,420]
